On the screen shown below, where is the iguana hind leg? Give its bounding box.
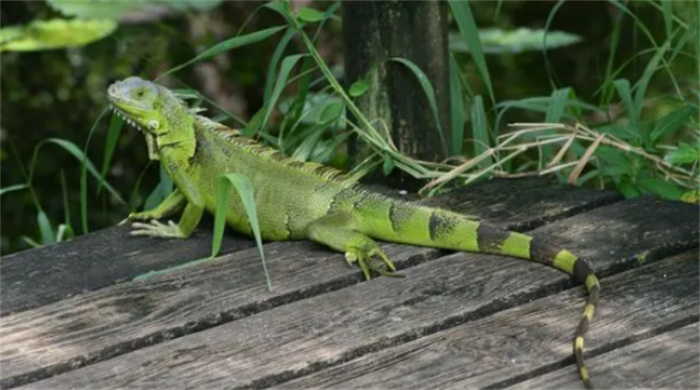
[306,212,397,280]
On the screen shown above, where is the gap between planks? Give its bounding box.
[11,251,698,390]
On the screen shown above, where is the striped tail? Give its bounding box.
[475,223,601,389]
[357,200,601,388]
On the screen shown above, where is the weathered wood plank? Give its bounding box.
[0,223,254,316]
[0,241,439,388]
[9,197,696,390]
[1,178,621,316]
[511,322,700,389]
[419,177,624,229]
[279,251,699,389]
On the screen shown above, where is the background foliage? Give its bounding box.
[1,0,697,255]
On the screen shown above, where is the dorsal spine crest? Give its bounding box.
[195,115,351,185]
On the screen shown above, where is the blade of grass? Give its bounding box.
[598,7,624,106]
[542,0,567,90]
[160,26,287,77]
[264,27,296,103]
[260,54,307,133]
[471,95,492,170]
[98,114,124,194]
[545,87,572,123]
[80,108,114,234]
[0,183,28,196]
[390,57,449,155]
[650,103,699,144]
[60,170,72,231]
[449,0,495,105]
[613,79,637,129]
[37,210,54,245]
[289,2,340,126]
[214,173,272,291]
[661,0,673,43]
[449,55,466,155]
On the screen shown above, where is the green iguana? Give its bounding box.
[107,77,601,389]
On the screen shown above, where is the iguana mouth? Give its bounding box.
[109,104,145,132]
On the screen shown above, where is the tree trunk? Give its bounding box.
[343,0,451,171]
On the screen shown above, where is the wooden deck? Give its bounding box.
[2,178,698,389]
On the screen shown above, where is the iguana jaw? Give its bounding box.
[107,77,165,135]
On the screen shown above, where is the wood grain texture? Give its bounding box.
[11,246,697,389]
[512,322,700,389]
[0,241,440,388]
[1,178,616,317]
[2,181,696,390]
[0,223,254,316]
[420,177,623,230]
[280,251,699,389]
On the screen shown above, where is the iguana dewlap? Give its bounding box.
[108,77,600,389]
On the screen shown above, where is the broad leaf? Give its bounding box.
[0,19,116,52]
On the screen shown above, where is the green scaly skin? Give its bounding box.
[108,77,601,389]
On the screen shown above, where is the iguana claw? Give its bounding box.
[119,211,156,226]
[131,220,185,238]
[344,245,398,280]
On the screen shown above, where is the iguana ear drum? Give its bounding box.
[148,120,159,131]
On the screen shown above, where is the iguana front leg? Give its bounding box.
[131,172,204,239]
[306,212,397,280]
[121,189,185,224]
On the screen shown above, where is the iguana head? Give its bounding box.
[107,77,188,136]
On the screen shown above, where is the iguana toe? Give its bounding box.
[131,220,185,238]
[345,245,398,280]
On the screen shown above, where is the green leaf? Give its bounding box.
[98,114,124,194]
[298,6,327,23]
[37,210,55,245]
[650,104,699,144]
[545,88,572,123]
[319,100,344,124]
[60,170,72,230]
[0,19,116,52]
[664,143,699,165]
[382,156,396,176]
[48,0,141,19]
[263,1,292,21]
[264,28,297,104]
[261,54,307,132]
[613,79,637,129]
[278,92,344,127]
[291,124,326,161]
[449,0,495,105]
[471,95,492,170]
[633,41,670,124]
[47,0,222,20]
[449,28,581,54]
[0,183,28,197]
[619,180,641,198]
[390,57,448,155]
[348,78,371,98]
[596,123,640,143]
[449,55,465,155]
[163,25,287,76]
[636,176,685,200]
[214,174,272,291]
